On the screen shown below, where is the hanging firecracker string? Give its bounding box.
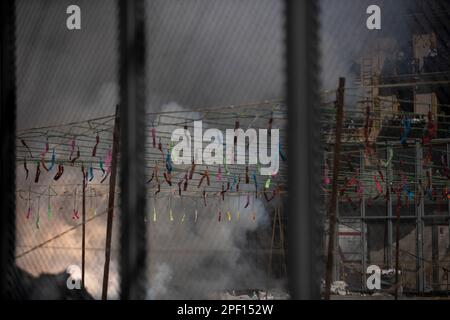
[26,187,32,219]
[197,168,210,188]
[374,174,383,194]
[89,163,94,181]
[227,210,232,222]
[70,147,80,166]
[99,158,105,175]
[163,171,172,186]
[155,183,161,195]
[40,141,50,171]
[223,155,230,176]
[377,169,384,182]
[217,165,222,182]
[194,198,198,223]
[166,149,173,174]
[265,177,271,190]
[34,161,41,183]
[92,133,100,157]
[100,149,112,183]
[69,138,76,160]
[47,187,52,219]
[54,163,64,181]
[423,111,437,145]
[35,196,40,229]
[169,195,174,222]
[21,139,33,158]
[252,196,256,221]
[48,148,56,171]
[158,138,164,160]
[440,154,450,180]
[181,198,186,223]
[151,127,157,148]
[400,118,411,147]
[23,158,29,180]
[244,193,250,208]
[423,145,433,165]
[268,112,273,136]
[263,188,275,202]
[231,175,237,192]
[189,160,196,180]
[444,186,450,200]
[72,188,79,219]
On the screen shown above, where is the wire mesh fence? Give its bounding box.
[11,0,288,300]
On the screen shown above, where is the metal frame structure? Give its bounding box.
[286,0,321,299]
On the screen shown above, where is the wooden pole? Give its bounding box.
[81,167,86,289]
[101,105,120,300]
[395,201,400,300]
[324,77,345,300]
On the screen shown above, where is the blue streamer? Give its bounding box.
[166,152,173,173]
[400,119,411,146]
[48,148,56,171]
[89,164,94,181]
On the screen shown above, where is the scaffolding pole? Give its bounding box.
[360,149,367,289]
[415,141,425,293]
[324,77,345,299]
[448,143,450,250]
[386,143,393,268]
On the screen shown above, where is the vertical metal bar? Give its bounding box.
[324,78,345,299]
[333,197,340,282]
[386,143,393,268]
[286,0,320,299]
[431,223,439,291]
[0,0,17,299]
[415,141,425,293]
[118,0,147,300]
[360,149,367,289]
[101,106,120,300]
[82,169,86,289]
[447,143,450,249]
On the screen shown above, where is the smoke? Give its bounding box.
[320,0,412,92]
[147,192,271,299]
[146,102,276,299]
[147,263,172,299]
